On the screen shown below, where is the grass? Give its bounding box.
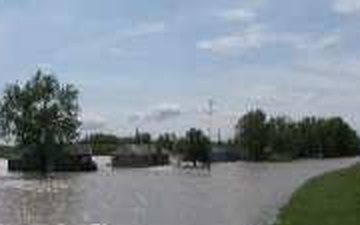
[274,163,360,225]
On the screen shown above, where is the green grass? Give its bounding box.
[274,163,360,225]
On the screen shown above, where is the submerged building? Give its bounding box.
[210,145,241,162]
[112,144,169,168]
[8,144,98,172]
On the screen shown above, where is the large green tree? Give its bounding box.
[235,109,268,161]
[295,116,360,158]
[0,70,81,170]
[234,110,360,161]
[155,133,177,152]
[134,129,152,144]
[267,116,299,160]
[316,117,359,158]
[176,128,211,166]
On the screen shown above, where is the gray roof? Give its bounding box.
[65,144,93,155]
[114,144,158,156]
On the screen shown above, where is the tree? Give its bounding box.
[80,133,120,155]
[320,117,360,157]
[295,117,323,158]
[134,129,152,144]
[155,133,176,152]
[0,70,81,171]
[267,116,298,160]
[174,137,188,156]
[235,109,268,161]
[176,128,211,166]
[295,117,360,158]
[233,110,360,161]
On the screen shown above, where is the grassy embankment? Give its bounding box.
[274,163,360,225]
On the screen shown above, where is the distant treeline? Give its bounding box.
[81,128,211,165]
[80,131,153,155]
[234,109,360,161]
[81,109,360,161]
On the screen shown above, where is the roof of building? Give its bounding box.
[65,144,93,155]
[114,144,159,156]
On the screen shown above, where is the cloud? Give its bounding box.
[197,24,340,55]
[80,114,108,132]
[246,85,319,108]
[123,22,166,38]
[197,24,265,54]
[294,58,360,79]
[333,0,360,15]
[54,21,166,61]
[128,104,182,124]
[217,8,256,22]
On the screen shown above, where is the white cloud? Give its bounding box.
[54,21,166,61]
[123,22,166,38]
[277,33,340,51]
[80,113,108,132]
[306,35,340,50]
[129,103,183,124]
[294,58,360,79]
[218,8,256,22]
[197,24,265,54]
[333,0,360,15]
[197,24,341,55]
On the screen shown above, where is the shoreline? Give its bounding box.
[274,163,360,225]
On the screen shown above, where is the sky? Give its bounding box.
[0,0,359,140]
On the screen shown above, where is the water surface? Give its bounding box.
[0,157,357,225]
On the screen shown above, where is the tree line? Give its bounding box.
[235,109,360,161]
[81,128,211,165]
[1,71,359,171]
[80,130,155,155]
[80,110,360,162]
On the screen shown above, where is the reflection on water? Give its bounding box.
[0,157,358,225]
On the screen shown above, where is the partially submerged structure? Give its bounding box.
[61,144,98,171]
[112,144,169,168]
[210,144,241,162]
[173,144,240,168]
[8,144,97,172]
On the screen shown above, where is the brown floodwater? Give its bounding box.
[0,157,357,225]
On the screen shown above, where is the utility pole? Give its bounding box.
[207,99,214,141]
[135,127,140,144]
[217,128,222,144]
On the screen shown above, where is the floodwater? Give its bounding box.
[0,157,357,225]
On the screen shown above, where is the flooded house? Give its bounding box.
[63,144,98,171]
[8,144,98,172]
[210,145,241,162]
[112,144,169,168]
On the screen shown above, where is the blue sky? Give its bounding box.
[0,0,359,139]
